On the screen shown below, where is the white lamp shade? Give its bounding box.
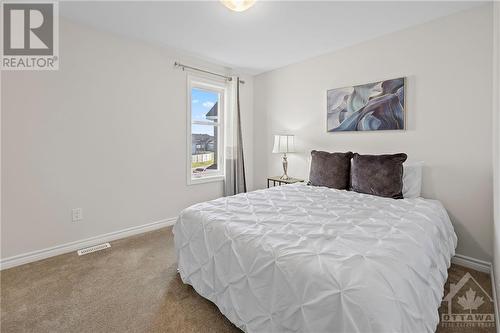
[272,135,295,153]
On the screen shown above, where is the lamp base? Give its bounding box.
[280,153,289,180]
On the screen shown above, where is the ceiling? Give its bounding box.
[60,1,484,75]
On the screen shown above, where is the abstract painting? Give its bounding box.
[327,78,405,132]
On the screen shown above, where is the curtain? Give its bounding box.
[224,77,247,196]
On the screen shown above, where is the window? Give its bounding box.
[187,76,226,184]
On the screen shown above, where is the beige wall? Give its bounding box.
[253,5,493,261]
[1,19,254,260]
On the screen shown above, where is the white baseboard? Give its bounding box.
[451,253,492,273]
[0,217,177,270]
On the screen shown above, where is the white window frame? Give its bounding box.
[187,75,226,185]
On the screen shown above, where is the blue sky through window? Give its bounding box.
[192,88,218,135]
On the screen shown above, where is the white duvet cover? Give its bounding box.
[173,184,457,333]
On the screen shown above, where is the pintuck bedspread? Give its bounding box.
[173,183,457,333]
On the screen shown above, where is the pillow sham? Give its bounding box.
[309,150,353,189]
[350,153,408,199]
[402,161,424,198]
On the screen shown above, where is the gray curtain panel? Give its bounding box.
[224,77,247,196]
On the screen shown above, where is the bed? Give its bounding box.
[173,183,457,332]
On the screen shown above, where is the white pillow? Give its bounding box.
[402,161,424,198]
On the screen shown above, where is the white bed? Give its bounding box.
[173,183,457,333]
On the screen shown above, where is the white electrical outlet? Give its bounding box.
[72,208,83,222]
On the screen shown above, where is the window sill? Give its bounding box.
[188,175,224,185]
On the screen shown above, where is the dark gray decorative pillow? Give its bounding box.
[350,153,408,199]
[309,150,353,189]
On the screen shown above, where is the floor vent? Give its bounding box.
[77,243,111,256]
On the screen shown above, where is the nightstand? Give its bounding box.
[267,176,304,188]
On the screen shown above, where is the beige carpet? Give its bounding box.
[0,227,495,333]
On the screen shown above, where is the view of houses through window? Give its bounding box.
[191,86,222,179]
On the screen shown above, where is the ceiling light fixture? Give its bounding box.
[220,0,256,12]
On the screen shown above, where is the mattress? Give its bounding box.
[173,183,457,333]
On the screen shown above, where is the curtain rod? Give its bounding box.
[174,61,245,84]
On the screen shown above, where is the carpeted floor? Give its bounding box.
[0,227,495,333]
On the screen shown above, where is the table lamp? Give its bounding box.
[272,134,295,180]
